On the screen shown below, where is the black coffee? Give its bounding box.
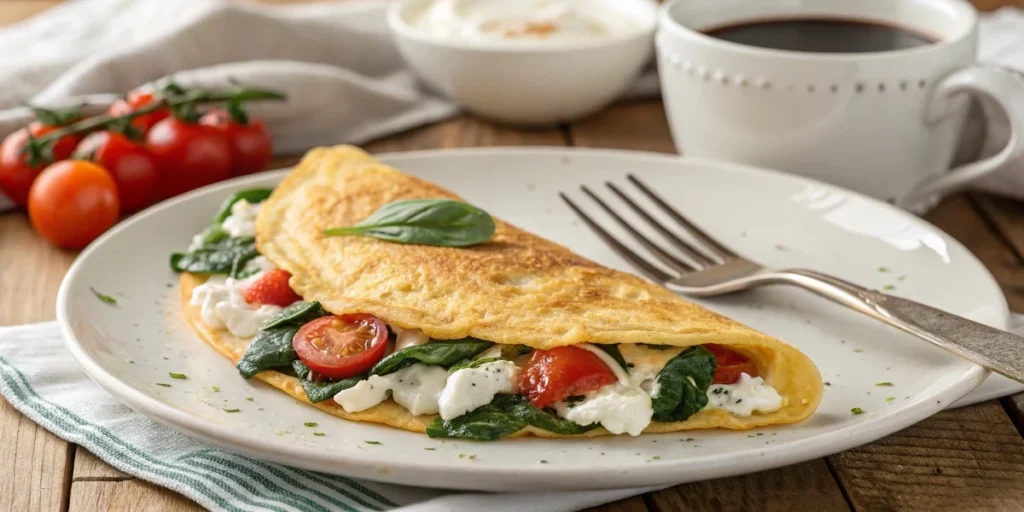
[704,18,937,53]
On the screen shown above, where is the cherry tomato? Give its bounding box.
[28,160,119,249]
[199,109,273,176]
[293,314,389,380]
[517,346,618,409]
[145,117,232,199]
[704,344,758,384]
[74,131,158,212]
[242,269,301,307]
[0,122,83,207]
[108,91,170,134]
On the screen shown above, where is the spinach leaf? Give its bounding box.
[639,343,673,351]
[593,344,629,374]
[370,338,494,376]
[213,188,275,224]
[426,394,597,441]
[236,302,329,378]
[170,236,259,278]
[506,344,533,357]
[448,357,502,374]
[323,199,495,248]
[292,360,364,403]
[650,346,716,422]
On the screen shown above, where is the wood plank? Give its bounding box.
[0,396,74,512]
[568,99,849,512]
[570,101,675,154]
[957,194,1024,312]
[73,448,129,482]
[583,496,649,512]
[0,1,62,26]
[829,401,1024,511]
[647,460,849,512]
[0,212,77,326]
[364,116,566,152]
[68,479,203,512]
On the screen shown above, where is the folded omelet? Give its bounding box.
[179,145,821,438]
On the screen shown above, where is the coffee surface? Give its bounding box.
[704,18,936,53]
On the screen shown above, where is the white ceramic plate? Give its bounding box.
[59,148,1006,491]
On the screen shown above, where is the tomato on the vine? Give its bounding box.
[0,122,82,207]
[517,346,618,408]
[28,160,119,250]
[145,117,232,199]
[199,108,273,176]
[293,314,390,380]
[74,131,158,212]
[108,90,169,134]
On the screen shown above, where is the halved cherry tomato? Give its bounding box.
[74,131,158,212]
[145,117,232,199]
[293,314,389,380]
[199,109,273,176]
[242,269,301,307]
[0,122,83,207]
[108,91,169,134]
[704,344,758,384]
[28,160,119,249]
[517,346,618,409]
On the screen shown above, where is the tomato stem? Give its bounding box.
[25,85,286,162]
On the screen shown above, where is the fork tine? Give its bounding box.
[578,186,696,274]
[604,182,716,268]
[626,174,738,260]
[559,193,674,283]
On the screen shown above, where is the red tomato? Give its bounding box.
[28,160,119,249]
[242,269,301,307]
[108,91,170,134]
[517,346,617,409]
[199,109,273,176]
[0,122,83,207]
[704,344,758,384]
[145,117,232,199]
[293,314,389,380]
[74,131,158,212]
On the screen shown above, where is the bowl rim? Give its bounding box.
[386,0,659,54]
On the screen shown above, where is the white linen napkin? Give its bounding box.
[0,0,1019,212]
[0,322,663,512]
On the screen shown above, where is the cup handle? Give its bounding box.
[900,65,1024,212]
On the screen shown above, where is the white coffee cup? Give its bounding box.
[657,0,1024,212]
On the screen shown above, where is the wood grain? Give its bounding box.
[0,212,76,326]
[829,401,1024,511]
[570,101,676,154]
[0,396,74,512]
[73,448,130,482]
[583,496,649,512]
[68,480,203,512]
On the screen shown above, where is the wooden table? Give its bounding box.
[6,1,1024,510]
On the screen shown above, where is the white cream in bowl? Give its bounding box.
[411,0,643,45]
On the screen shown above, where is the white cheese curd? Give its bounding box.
[188,267,285,338]
[706,373,784,417]
[413,0,639,45]
[438,361,519,420]
[333,375,391,413]
[393,327,431,351]
[555,383,653,436]
[220,199,262,238]
[388,364,449,416]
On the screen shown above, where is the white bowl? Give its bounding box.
[387,0,658,125]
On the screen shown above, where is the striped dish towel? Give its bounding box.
[0,322,655,512]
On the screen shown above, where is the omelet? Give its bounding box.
[179,145,822,438]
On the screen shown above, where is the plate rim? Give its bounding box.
[57,146,997,490]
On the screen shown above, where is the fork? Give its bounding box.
[561,174,1024,385]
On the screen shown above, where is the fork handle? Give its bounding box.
[780,269,1024,384]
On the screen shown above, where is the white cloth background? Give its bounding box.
[0,0,1020,211]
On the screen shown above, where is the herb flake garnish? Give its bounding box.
[90,288,118,305]
[223,408,241,413]
[304,422,318,427]
[886,396,896,402]
[156,383,171,388]
[169,372,187,380]
[365,440,382,445]
[212,386,220,392]
[851,407,864,415]
[313,432,326,437]
[875,382,893,387]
